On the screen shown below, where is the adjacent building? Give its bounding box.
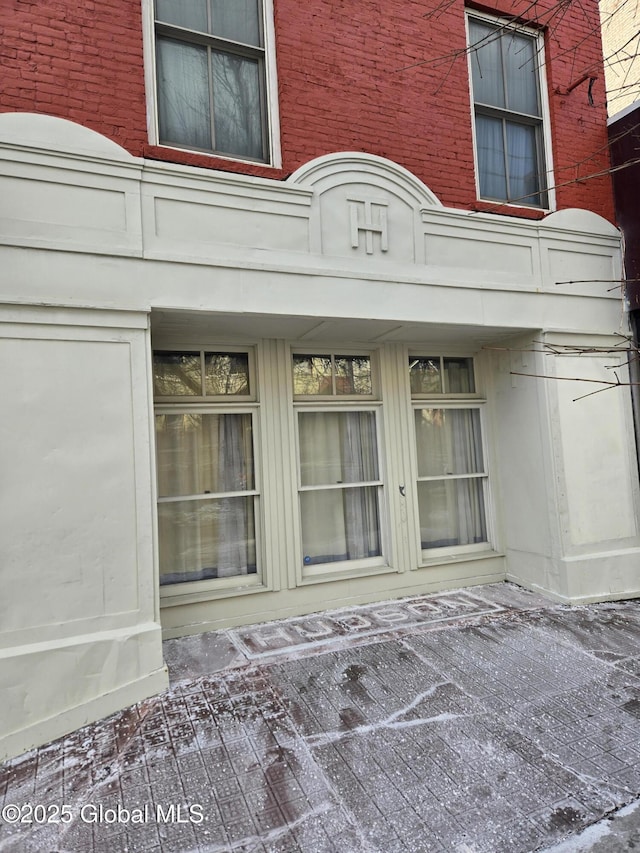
[1,0,638,759]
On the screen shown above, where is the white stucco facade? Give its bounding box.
[1,113,638,760]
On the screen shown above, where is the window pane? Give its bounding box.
[506,122,541,205]
[504,33,539,116]
[158,496,256,583]
[418,479,487,549]
[153,351,201,396]
[469,20,505,108]
[212,52,263,159]
[205,352,250,395]
[409,357,442,394]
[156,0,208,32]
[476,114,507,200]
[157,38,212,150]
[335,356,372,395]
[156,413,254,497]
[414,409,484,477]
[211,0,261,45]
[299,411,378,486]
[300,487,381,564]
[292,355,332,395]
[443,357,475,393]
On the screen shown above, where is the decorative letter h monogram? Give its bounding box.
[349,199,389,255]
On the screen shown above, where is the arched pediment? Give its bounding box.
[288,152,441,261]
[0,112,135,162]
[541,208,619,238]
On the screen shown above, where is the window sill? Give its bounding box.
[143,144,287,180]
[471,201,548,220]
[417,547,503,569]
[298,561,397,587]
[159,576,270,608]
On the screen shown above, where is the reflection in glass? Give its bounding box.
[504,33,538,114]
[156,0,262,45]
[293,354,372,396]
[153,351,202,396]
[293,355,333,395]
[211,0,261,45]
[335,356,372,395]
[409,357,442,394]
[156,0,208,32]
[469,19,505,108]
[205,352,250,395]
[212,52,263,159]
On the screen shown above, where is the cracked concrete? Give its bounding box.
[1,582,639,852]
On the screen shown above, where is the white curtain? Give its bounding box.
[476,115,507,201]
[503,33,538,114]
[506,121,539,204]
[156,413,255,583]
[470,20,504,102]
[299,411,380,564]
[156,38,212,150]
[416,409,487,548]
[451,410,487,545]
[216,414,254,577]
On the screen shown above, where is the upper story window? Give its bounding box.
[468,15,549,208]
[154,0,271,163]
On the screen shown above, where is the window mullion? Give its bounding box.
[207,46,216,153]
[206,0,212,36]
[499,30,509,111]
[502,118,511,201]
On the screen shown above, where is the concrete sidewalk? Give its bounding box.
[1,583,639,852]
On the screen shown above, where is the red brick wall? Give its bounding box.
[0,0,615,221]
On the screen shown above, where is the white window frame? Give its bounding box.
[466,10,556,211]
[141,0,282,168]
